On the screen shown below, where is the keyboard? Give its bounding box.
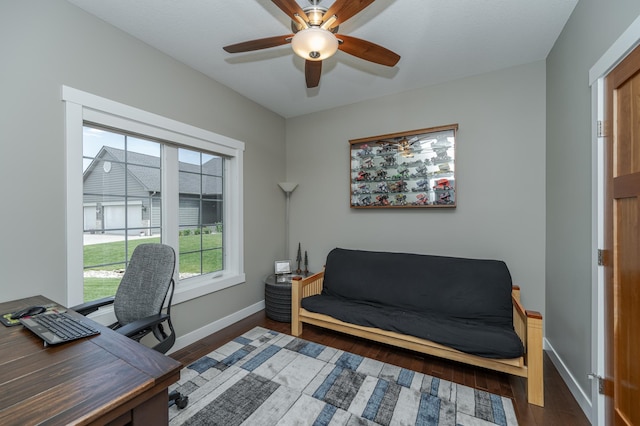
[20,312,100,345]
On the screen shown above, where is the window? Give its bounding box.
[178,148,224,279]
[64,86,245,307]
[83,126,163,302]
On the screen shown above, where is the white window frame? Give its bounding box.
[63,86,245,307]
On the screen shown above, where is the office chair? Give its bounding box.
[72,243,189,409]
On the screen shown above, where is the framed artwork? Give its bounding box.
[274,260,292,275]
[350,124,457,208]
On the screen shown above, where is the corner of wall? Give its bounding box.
[544,338,592,422]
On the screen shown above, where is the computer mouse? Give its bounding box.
[10,305,46,320]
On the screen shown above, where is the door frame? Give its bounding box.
[589,15,640,426]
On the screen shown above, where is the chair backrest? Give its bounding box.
[113,243,176,326]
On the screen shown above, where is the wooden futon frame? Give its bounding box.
[291,271,544,406]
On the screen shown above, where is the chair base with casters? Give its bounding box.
[169,389,189,409]
[72,243,189,410]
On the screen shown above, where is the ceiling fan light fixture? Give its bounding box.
[291,27,338,61]
[306,7,324,26]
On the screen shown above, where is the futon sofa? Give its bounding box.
[291,248,544,406]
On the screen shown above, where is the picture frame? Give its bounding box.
[274,260,292,275]
[350,124,457,209]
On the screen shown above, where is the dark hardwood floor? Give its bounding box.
[170,311,590,426]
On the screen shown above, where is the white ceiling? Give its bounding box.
[65,0,578,118]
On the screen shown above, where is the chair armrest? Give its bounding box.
[70,296,115,316]
[116,313,169,338]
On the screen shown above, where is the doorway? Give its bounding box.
[590,19,640,426]
[603,43,640,426]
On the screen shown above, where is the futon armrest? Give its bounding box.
[292,270,324,292]
[70,296,115,316]
[291,270,325,336]
[116,313,169,338]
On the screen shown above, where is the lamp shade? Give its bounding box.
[291,28,339,61]
[278,182,298,193]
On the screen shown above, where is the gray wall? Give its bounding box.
[0,0,286,336]
[7,0,640,411]
[285,61,547,315]
[546,0,640,401]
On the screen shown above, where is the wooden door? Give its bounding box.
[604,42,640,426]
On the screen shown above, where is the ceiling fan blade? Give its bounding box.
[223,35,293,53]
[322,0,375,28]
[337,34,400,67]
[305,60,322,88]
[271,0,308,23]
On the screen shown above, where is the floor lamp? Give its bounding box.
[278,182,298,260]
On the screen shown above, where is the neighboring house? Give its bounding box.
[83,146,223,235]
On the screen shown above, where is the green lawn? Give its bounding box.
[84,277,122,302]
[83,234,222,301]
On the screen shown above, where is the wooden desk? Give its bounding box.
[0,295,182,426]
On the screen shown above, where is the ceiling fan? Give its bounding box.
[223,0,401,88]
[378,136,420,157]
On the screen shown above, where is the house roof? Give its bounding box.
[84,146,223,195]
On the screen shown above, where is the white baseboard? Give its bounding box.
[544,338,593,423]
[167,300,265,354]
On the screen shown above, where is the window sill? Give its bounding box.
[84,271,245,326]
[172,271,246,305]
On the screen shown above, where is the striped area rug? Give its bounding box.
[169,327,518,426]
